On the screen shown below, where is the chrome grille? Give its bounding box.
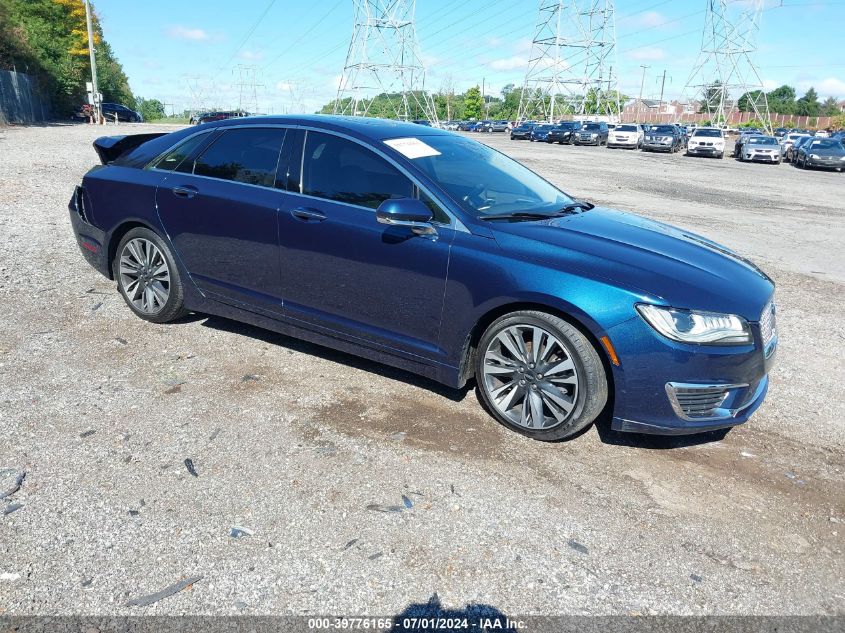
[760,302,776,351]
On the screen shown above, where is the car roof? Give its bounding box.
[210,114,454,141]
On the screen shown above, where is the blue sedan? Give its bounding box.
[69,115,776,441]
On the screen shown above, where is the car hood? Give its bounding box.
[489,207,774,319]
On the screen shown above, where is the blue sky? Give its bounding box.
[95,0,845,114]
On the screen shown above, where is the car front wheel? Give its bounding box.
[475,311,608,441]
[114,227,187,323]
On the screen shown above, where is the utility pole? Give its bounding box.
[638,64,649,122]
[84,0,100,123]
[658,69,667,121]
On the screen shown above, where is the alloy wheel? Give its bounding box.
[118,238,170,315]
[482,324,580,430]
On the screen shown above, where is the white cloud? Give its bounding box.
[762,79,779,91]
[275,81,293,92]
[626,47,666,61]
[166,26,210,41]
[238,50,264,61]
[487,56,529,72]
[637,11,669,28]
[794,77,845,100]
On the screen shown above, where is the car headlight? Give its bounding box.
[810,154,819,159]
[637,304,752,345]
[591,133,598,137]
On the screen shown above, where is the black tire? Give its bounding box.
[475,311,608,441]
[113,227,187,324]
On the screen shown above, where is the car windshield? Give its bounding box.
[583,123,601,131]
[536,125,555,130]
[616,125,638,132]
[408,135,572,217]
[748,137,777,145]
[652,126,675,134]
[693,129,721,137]
[810,139,843,150]
[558,122,580,129]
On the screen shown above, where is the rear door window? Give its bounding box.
[154,132,213,172]
[192,127,286,187]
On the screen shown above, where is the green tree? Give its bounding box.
[796,87,820,117]
[135,97,165,121]
[737,90,763,112]
[700,81,724,113]
[463,85,483,119]
[766,84,796,115]
[821,96,840,117]
[0,0,134,115]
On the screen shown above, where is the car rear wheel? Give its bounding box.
[475,311,607,441]
[114,227,187,323]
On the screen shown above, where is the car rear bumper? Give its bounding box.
[69,187,110,278]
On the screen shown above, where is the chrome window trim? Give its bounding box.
[147,122,467,232]
[294,125,466,231]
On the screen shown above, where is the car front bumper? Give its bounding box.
[574,136,601,145]
[642,141,674,152]
[806,158,845,169]
[687,145,723,155]
[546,133,572,143]
[510,132,531,139]
[605,312,776,435]
[745,152,780,162]
[607,137,638,147]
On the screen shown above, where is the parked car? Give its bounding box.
[774,127,788,138]
[734,132,763,158]
[785,135,814,163]
[474,120,493,132]
[573,122,609,146]
[780,133,809,160]
[530,124,556,142]
[685,127,726,159]
[411,119,432,127]
[457,121,476,131]
[642,124,683,153]
[197,110,248,124]
[441,121,460,131]
[545,121,582,144]
[607,124,644,149]
[101,102,143,123]
[487,120,509,133]
[814,130,830,138]
[794,137,845,171]
[68,115,777,440]
[740,135,782,164]
[510,122,537,140]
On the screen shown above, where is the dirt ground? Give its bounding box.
[0,122,842,617]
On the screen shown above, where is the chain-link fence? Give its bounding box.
[0,69,52,124]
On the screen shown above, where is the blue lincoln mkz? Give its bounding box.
[69,115,776,441]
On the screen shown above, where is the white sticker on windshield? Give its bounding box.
[384,137,441,159]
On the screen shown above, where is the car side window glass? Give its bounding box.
[302,131,413,209]
[418,190,450,225]
[193,128,286,187]
[154,132,211,172]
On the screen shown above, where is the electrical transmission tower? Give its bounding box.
[683,0,771,133]
[334,0,438,123]
[235,64,264,114]
[518,1,620,123]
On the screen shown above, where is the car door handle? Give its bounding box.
[172,185,199,199]
[290,207,326,222]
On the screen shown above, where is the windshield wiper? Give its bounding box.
[479,211,557,221]
[479,201,595,222]
[556,200,595,213]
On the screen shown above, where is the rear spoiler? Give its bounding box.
[93,133,167,165]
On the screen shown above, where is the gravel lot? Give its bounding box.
[0,122,843,617]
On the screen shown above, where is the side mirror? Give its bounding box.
[375,198,436,236]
